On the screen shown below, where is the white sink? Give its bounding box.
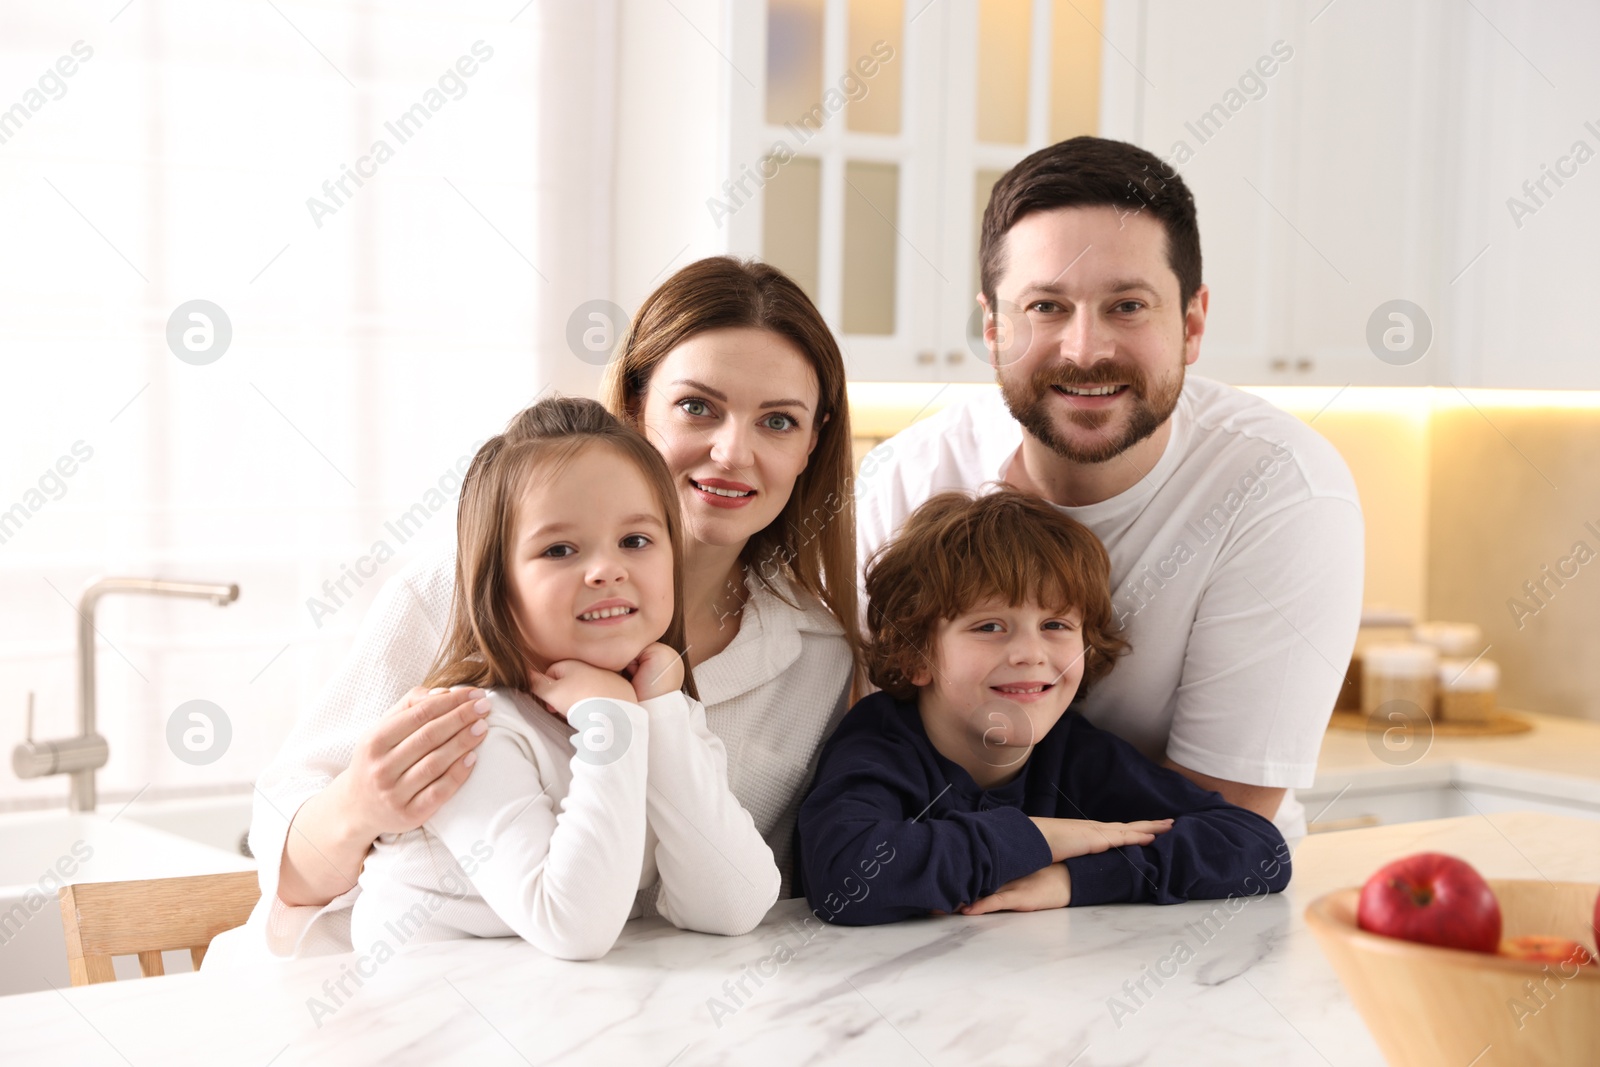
[0,806,255,996]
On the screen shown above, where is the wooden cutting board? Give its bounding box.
[1326,708,1535,737]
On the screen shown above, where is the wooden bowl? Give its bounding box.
[1306,880,1600,1067]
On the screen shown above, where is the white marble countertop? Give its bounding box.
[6,811,1597,1067]
[1310,708,1600,813]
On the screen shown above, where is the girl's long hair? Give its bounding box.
[423,396,697,700]
[601,256,861,675]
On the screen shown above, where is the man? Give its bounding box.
[855,136,1363,839]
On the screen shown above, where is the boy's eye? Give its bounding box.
[621,534,652,549]
[678,398,712,418]
[973,621,1004,633]
[1044,619,1080,631]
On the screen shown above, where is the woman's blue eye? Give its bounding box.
[679,399,711,418]
[621,534,652,549]
[762,413,798,432]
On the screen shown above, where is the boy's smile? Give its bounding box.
[988,679,1058,703]
[914,598,1087,789]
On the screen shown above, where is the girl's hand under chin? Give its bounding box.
[626,642,685,703]
[527,659,636,720]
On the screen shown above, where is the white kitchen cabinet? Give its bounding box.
[1282,0,1452,389]
[1445,2,1600,388]
[1110,0,1451,387]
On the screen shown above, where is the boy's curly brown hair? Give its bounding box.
[864,488,1129,700]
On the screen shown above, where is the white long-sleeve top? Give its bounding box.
[210,545,851,964]
[350,689,778,961]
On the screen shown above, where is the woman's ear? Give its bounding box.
[808,410,828,458]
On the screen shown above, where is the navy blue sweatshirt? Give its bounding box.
[796,691,1291,926]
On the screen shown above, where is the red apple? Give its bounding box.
[1499,935,1595,967]
[1357,852,1502,953]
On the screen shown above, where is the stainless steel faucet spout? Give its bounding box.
[12,577,239,812]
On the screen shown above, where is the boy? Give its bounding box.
[797,489,1291,926]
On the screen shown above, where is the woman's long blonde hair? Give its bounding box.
[602,257,860,673]
[423,396,697,700]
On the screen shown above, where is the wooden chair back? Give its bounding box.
[57,870,260,986]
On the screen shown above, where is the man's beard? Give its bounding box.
[999,357,1185,465]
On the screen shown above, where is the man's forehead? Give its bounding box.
[998,207,1175,297]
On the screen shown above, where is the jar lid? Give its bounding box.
[1415,622,1483,657]
[1360,606,1415,628]
[1439,658,1499,691]
[1363,643,1439,674]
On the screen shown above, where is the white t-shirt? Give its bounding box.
[855,377,1365,839]
[351,689,779,961]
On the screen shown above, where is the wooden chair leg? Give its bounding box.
[136,950,165,978]
[67,954,116,987]
[190,944,209,971]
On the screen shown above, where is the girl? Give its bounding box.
[348,397,778,960]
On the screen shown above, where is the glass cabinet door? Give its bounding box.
[737,0,1104,382]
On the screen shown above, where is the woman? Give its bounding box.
[238,258,859,957]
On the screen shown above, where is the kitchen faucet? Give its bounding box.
[12,577,239,812]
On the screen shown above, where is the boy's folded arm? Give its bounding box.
[425,699,651,960]
[798,753,1053,926]
[638,692,780,936]
[1057,718,1292,907]
[1063,806,1291,906]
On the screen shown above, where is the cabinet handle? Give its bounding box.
[945,350,964,364]
[1270,358,1289,372]
[916,350,936,365]
[1296,358,1314,372]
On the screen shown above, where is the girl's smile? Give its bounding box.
[506,444,675,673]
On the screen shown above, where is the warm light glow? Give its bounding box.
[845,382,995,437]
[846,382,1600,438]
[1242,386,1600,415]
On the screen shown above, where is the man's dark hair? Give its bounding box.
[979,136,1202,314]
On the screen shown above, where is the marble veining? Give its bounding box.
[3,811,1597,1066]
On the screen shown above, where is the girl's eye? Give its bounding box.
[678,398,712,418]
[762,412,798,432]
[620,534,652,550]
[542,544,576,559]
[974,621,1004,633]
[1044,619,1080,631]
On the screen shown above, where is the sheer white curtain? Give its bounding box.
[0,0,616,807]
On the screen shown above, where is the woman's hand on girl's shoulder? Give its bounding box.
[626,643,685,703]
[341,686,492,837]
[527,660,636,720]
